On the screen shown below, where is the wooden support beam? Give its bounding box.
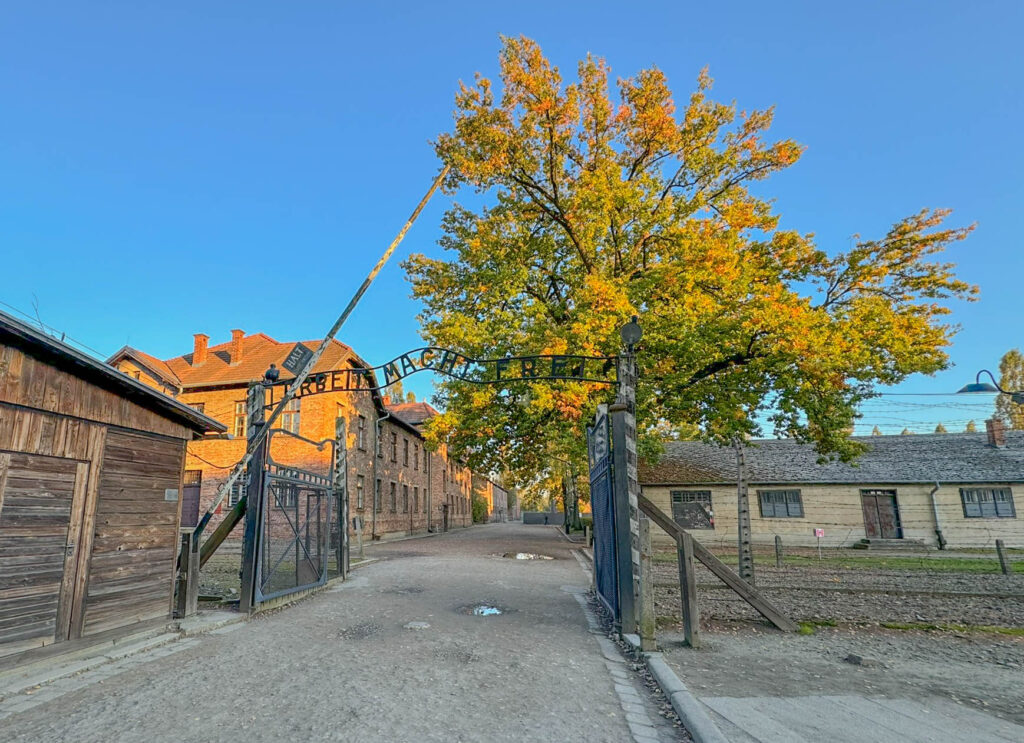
[638,493,799,632]
[677,531,700,648]
[198,496,246,568]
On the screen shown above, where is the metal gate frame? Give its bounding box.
[249,427,336,606]
[587,405,618,620]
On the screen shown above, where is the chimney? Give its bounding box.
[986,418,1006,448]
[192,333,209,366]
[229,329,244,365]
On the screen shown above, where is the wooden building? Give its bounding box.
[0,310,224,667]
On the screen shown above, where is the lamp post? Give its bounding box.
[957,369,1024,405]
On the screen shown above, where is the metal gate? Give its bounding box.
[587,406,618,620]
[253,463,331,603]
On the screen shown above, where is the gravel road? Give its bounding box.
[1,523,684,743]
[653,561,1024,627]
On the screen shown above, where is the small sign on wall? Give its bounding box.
[813,528,824,538]
[165,488,179,502]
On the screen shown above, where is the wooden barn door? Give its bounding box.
[860,489,902,539]
[0,452,91,657]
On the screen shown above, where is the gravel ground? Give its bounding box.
[653,560,1024,627]
[2,523,684,743]
[660,623,1024,725]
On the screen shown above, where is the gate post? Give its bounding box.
[239,382,268,614]
[333,417,349,578]
[612,318,642,638]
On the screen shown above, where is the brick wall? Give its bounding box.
[113,356,478,542]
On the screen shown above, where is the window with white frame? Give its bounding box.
[280,398,301,434]
[356,475,365,509]
[228,480,245,508]
[357,415,367,450]
[233,401,247,439]
[960,487,1016,518]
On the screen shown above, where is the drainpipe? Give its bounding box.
[929,481,947,550]
[425,447,432,533]
[372,409,392,541]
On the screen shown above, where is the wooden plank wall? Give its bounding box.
[81,429,183,637]
[0,452,78,657]
[0,342,192,657]
[0,344,190,440]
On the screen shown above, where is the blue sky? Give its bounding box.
[1,1,1020,433]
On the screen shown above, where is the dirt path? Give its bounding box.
[1,523,684,743]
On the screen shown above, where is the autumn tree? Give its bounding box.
[871,426,883,436]
[965,420,978,433]
[996,349,1024,429]
[406,36,976,481]
[934,423,948,433]
[901,428,914,435]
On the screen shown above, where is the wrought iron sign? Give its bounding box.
[268,346,618,402]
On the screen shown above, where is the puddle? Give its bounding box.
[472,605,503,616]
[501,552,553,560]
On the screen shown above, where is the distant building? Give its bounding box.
[640,423,1023,549]
[108,330,479,540]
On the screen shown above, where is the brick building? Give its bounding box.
[108,330,479,541]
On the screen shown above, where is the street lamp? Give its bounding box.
[620,315,642,352]
[958,369,1024,405]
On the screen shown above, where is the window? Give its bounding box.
[376,425,384,458]
[414,445,419,471]
[357,416,367,450]
[403,485,409,513]
[413,486,419,513]
[758,489,804,518]
[280,398,301,434]
[390,482,397,512]
[275,483,297,508]
[189,402,206,414]
[228,480,245,508]
[356,475,365,509]
[403,438,410,466]
[670,490,714,529]
[374,479,382,512]
[233,401,247,439]
[390,432,398,462]
[961,487,1016,519]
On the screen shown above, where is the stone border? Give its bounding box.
[644,652,728,743]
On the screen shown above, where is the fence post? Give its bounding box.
[639,515,656,651]
[775,535,783,569]
[677,531,700,648]
[175,530,199,618]
[996,539,1011,575]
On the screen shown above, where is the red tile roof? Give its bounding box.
[109,333,369,390]
[386,401,440,426]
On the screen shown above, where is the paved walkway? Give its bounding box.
[660,627,1024,743]
[0,523,684,742]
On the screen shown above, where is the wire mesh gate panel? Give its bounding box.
[254,464,331,603]
[587,408,618,620]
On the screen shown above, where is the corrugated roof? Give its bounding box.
[387,401,440,426]
[640,432,1024,485]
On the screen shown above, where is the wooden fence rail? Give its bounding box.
[638,493,799,633]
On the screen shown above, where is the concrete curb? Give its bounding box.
[644,653,729,743]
